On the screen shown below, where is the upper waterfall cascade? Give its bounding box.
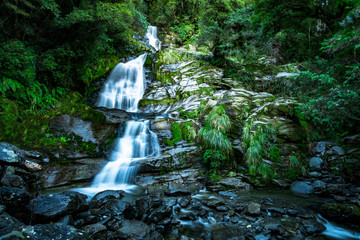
[96,53,147,112]
[146,26,161,51]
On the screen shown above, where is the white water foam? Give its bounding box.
[146,26,161,51]
[96,54,147,112]
[78,120,160,196]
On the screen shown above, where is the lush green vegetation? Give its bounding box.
[0,0,148,148]
[1,0,359,179]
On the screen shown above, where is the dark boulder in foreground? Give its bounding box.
[0,212,25,236]
[117,220,163,240]
[29,191,88,221]
[0,186,30,210]
[20,224,90,240]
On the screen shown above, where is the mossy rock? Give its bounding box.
[321,203,360,222]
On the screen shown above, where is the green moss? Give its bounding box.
[165,121,196,146]
[139,98,176,106]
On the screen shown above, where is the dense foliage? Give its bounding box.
[0,0,148,145]
[1,0,359,179]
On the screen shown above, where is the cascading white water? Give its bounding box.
[80,120,160,194]
[77,28,162,196]
[146,26,161,51]
[96,54,147,112]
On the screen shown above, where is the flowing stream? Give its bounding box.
[77,26,161,196]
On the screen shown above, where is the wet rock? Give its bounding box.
[218,191,237,199]
[138,146,199,173]
[218,177,251,190]
[0,186,30,209]
[0,173,25,188]
[177,196,191,208]
[205,200,225,209]
[39,158,107,189]
[312,180,326,190]
[216,206,229,212]
[291,181,313,195]
[89,190,124,208]
[24,160,42,172]
[315,142,326,155]
[165,188,192,196]
[300,219,326,236]
[30,191,88,221]
[98,199,135,220]
[272,179,290,188]
[212,227,246,240]
[82,223,107,239]
[254,234,270,240]
[21,224,90,240]
[0,142,24,165]
[0,212,25,236]
[246,202,261,216]
[309,172,321,177]
[50,114,116,145]
[117,220,163,240]
[320,203,360,222]
[147,204,172,223]
[332,146,345,156]
[135,196,154,221]
[309,157,323,171]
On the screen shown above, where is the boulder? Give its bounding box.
[0,212,25,236]
[97,199,135,220]
[29,191,88,221]
[246,202,261,216]
[117,220,163,240]
[50,114,116,145]
[0,186,30,209]
[82,223,107,239]
[320,203,360,222]
[290,181,313,195]
[219,177,251,190]
[315,142,326,155]
[309,157,323,171]
[89,190,125,208]
[0,142,24,166]
[21,224,90,240]
[39,158,107,189]
[0,173,25,188]
[332,146,345,156]
[212,227,247,240]
[300,219,326,236]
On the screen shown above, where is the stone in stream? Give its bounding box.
[309,157,324,171]
[116,220,163,240]
[246,202,262,216]
[89,190,125,208]
[320,203,360,222]
[300,219,326,236]
[218,177,251,190]
[290,181,314,195]
[29,191,88,221]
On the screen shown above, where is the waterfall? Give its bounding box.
[146,26,161,51]
[80,120,160,194]
[77,27,161,196]
[96,54,147,112]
